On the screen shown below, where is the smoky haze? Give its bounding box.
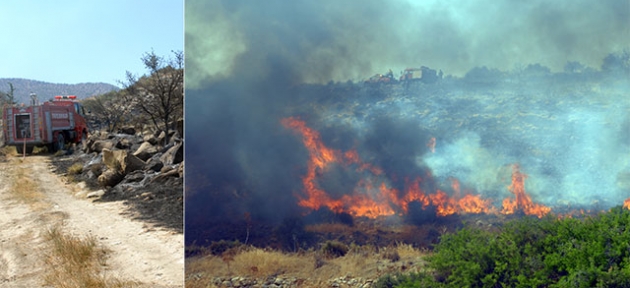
[186,0,629,89]
[185,0,630,245]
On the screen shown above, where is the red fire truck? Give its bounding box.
[2,95,89,154]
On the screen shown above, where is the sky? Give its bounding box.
[0,1,183,86]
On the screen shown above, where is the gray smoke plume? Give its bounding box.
[185,0,630,244]
[186,0,629,88]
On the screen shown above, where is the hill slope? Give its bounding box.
[0,78,119,104]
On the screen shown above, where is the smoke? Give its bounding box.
[186,0,629,88]
[185,0,630,244]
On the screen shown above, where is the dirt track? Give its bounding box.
[0,155,183,287]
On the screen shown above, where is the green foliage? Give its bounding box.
[373,273,441,288]
[381,207,630,287]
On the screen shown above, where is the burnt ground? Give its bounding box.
[49,152,183,233]
[185,205,517,257]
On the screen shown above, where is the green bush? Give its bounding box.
[380,206,630,287]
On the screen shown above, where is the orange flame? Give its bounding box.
[624,198,630,210]
[283,117,557,219]
[500,164,551,218]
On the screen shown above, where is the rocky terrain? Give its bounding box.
[51,119,184,232]
[0,119,184,286]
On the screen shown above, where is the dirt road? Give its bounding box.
[0,155,183,287]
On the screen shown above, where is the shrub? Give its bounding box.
[68,163,84,175]
[382,248,401,262]
[380,206,630,287]
[208,240,241,256]
[321,240,349,258]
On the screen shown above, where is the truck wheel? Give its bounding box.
[56,134,65,152]
[16,145,23,154]
[25,146,33,154]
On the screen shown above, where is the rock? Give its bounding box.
[159,142,183,165]
[115,137,133,149]
[124,171,145,183]
[118,126,136,135]
[157,131,167,145]
[102,149,146,174]
[143,134,158,145]
[90,140,115,153]
[101,148,118,171]
[151,167,180,184]
[97,169,124,187]
[133,142,159,161]
[160,165,174,174]
[140,192,153,200]
[74,190,87,198]
[87,190,105,198]
[86,163,105,178]
[144,157,164,172]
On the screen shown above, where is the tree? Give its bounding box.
[82,91,133,132]
[601,50,630,75]
[564,61,585,73]
[0,82,16,105]
[123,50,183,144]
[0,83,16,120]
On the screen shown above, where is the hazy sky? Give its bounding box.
[0,1,183,86]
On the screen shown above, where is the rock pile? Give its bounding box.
[201,276,376,288]
[58,122,183,231]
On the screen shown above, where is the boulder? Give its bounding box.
[101,148,119,171]
[160,142,183,165]
[118,126,136,135]
[115,137,133,149]
[90,140,115,153]
[144,157,164,172]
[102,148,145,174]
[143,134,158,145]
[134,142,160,161]
[97,169,124,187]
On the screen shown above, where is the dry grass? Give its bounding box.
[43,226,139,288]
[67,163,84,175]
[0,145,18,156]
[8,160,49,210]
[185,243,430,288]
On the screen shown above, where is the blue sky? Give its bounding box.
[0,1,183,86]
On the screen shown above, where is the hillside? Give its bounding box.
[0,78,119,104]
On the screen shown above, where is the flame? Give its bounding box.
[283,117,558,219]
[500,165,551,218]
[624,198,630,210]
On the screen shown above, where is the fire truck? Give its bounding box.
[2,95,89,154]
